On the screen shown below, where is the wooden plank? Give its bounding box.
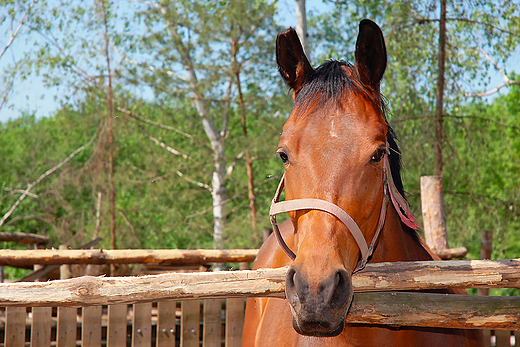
[181,300,200,347]
[82,306,102,347]
[57,307,77,347]
[0,249,258,266]
[225,298,244,347]
[31,307,52,347]
[132,303,151,347]
[203,299,221,347]
[107,305,127,347]
[157,301,176,347]
[495,330,511,347]
[482,330,491,347]
[5,306,26,347]
[2,259,520,307]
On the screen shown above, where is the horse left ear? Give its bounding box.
[354,19,387,89]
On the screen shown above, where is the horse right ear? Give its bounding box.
[276,27,314,95]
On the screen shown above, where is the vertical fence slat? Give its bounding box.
[157,301,176,347]
[5,306,26,347]
[181,300,200,347]
[482,330,491,347]
[132,303,152,347]
[496,330,511,347]
[57,307,77,347]
[31,307,52,347]
[203,299,221,347]
[82,306,102,347]
[224,298,244,347]
[107,305,127,347]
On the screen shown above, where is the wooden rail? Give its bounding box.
[1,259,518,307]
[0,249,258,266]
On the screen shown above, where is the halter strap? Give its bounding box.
[269,151,410,273]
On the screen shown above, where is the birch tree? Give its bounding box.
[127,0,280,249]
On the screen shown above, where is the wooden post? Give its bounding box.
[132,303,152,347]
[57,245,76,347]
[420,176,449,251]
[5,307,26,347]
[107,305,127,347]
[225,263,249,347]
[181,300,200,347]
[477,230,493,296]
[203,299,222,347]
[157,301,176,347]
[31,307,52,347]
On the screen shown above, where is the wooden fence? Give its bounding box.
[1,298,247,347]
[0,250,519,346]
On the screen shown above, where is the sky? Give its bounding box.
[0,0,517,123]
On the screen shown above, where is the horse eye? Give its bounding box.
[370,148,388,163]
[277,151,290,164]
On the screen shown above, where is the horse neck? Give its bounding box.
[370,203,434,263]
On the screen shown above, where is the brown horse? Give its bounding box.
[242,20,484,347]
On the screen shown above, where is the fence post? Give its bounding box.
[157,301,177,347]
[132,303,152,347]
[181,300,200,347]
[57,245,77,347]
[107,304,127,347]
[477,230,493,296]
[31,307,52,347]
[225,262,249,347]
[203,299,222,347]
[5,307,25,347]
[420,176,449,251]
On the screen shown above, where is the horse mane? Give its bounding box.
[292,59,421,241]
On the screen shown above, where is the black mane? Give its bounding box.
[291,59,417,237]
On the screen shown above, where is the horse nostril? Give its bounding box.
[331,269,353,311]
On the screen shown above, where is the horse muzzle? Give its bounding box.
[285,265,354,337]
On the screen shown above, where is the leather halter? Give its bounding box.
[269,147,418,273]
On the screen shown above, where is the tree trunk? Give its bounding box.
[295,0,309,57]
[232,38,257,229]
[162,18,228,250]
[434,0,447,177]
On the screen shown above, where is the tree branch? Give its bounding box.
[0,0,39,61]
[464,47,520,98]
[141,129,189,159]
[0,133,96,228]
[117,106,192,138]
[176,170,212,191]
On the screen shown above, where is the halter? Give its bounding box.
[269,145,418,273]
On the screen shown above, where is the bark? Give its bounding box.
[294,0,309,56]
[434,0,447,177]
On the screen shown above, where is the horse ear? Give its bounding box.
[276,27,313,94]
[354,19,387,89]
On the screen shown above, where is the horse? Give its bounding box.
[242,20,484,347]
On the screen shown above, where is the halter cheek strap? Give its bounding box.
[269,151,415,273]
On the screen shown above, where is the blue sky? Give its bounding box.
[0,0,516,123]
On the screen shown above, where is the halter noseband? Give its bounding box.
[269,146,418,273]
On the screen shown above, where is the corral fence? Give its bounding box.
[0,249,519,347]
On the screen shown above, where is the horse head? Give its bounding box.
[274,19,389,337]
